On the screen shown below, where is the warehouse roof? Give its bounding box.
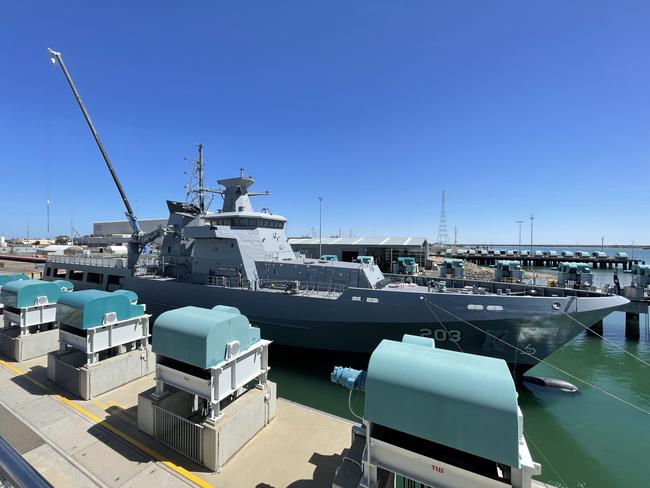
[289,237,427,246]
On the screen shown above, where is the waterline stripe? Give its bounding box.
[0,359,213,488]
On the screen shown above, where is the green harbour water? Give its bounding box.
[269,248,650,487]
[270,310,650,487]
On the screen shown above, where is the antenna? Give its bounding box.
[197,144,205,213]
[185,144,222,213]
[46,116,51,237]
[436,191,449,245]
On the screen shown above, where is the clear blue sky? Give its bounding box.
[1,1,649,244]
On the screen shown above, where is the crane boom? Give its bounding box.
[48,48,142,236]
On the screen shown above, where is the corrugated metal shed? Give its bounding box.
[289,236,429,272]
[289,236,427,247]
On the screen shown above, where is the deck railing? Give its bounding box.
[258,279,345,296]
[206,275,251,289]
[46,255,128,268]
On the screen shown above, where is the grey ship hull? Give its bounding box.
[51,268,626,375]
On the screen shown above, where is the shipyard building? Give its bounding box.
[288,236,429,272]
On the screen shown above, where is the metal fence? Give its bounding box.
[46,255,127,268]
[152,405,203,464]
[258,279,345,296]
[206,275,251,289]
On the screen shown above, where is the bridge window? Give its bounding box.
[53,268,66,278]
[68,270,84,281]
[107,275,122,286]
[86,272,103,284]
[45,267,51,277]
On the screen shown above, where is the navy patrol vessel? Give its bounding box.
[44,48,627,377]
[44,167,627,376]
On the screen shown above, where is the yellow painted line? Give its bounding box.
[0,359,213,488]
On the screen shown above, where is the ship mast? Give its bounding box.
[186,144,222,214]
[197,144,205,213]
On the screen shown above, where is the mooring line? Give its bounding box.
[525,432,567,488]
[422,299,464,353]
[422,298,650,416]
[555,308,650,367]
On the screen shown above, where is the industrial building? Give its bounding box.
[288,236,429,272]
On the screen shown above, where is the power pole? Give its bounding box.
[436,191,449,245]
[529,214,535,256]
[601,236,604,252]
[453,226,458,252]
[516,220,523,255]
[318,197,323,258]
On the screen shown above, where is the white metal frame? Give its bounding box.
[155,339,271,420]
[2,298,57,336]
[59,313,150,365]
[360,409,541,488]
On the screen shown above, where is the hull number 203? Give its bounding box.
[419,328,461,343]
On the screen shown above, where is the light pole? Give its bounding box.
[529,213,535,256]
[515,220,523,255]
[318,197,323,258]
[453,226,458,253]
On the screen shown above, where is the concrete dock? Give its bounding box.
[0,354,355,488]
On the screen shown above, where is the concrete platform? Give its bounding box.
[138,382,277,471]
[47,346,156,400]
[0,353,554,488]
[0,354,356,487]
[0,327,60,362]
